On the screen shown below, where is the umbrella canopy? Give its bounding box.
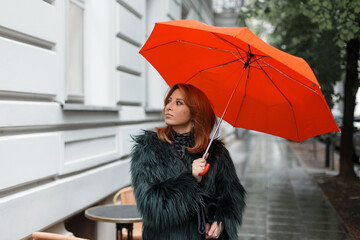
[139,19,340,143]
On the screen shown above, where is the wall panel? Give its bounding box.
[119,0,145,17]
[0,37,58,95]
[116,38,142,74]
[116,71,144,105]
[168,0,181,20]
[0,160,131,240]
[61,127,120,175]
[0,0,58,44]
[0,101,126,128]
[0,133,60,191]
[116,4,143,44]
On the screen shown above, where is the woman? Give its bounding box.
[131,84,246,240]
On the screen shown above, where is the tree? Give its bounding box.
[240,0,360,179]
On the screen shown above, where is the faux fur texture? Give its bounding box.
[130,131,246,240]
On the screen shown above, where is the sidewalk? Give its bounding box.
[289,137,360,239]
[226,131,354,240]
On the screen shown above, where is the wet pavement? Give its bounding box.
[227,131,354,240]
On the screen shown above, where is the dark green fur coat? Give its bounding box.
[130,131,246,240]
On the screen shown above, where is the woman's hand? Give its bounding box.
[205,222,223,239]
[192,153,208,182]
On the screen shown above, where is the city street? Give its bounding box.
[227,131,354,240]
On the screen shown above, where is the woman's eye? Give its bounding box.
[176,101,183,105]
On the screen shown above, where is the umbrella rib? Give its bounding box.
[178,40,241,55]
[234,65,251,126]
[210,32,248,55]
[246,56,269,71]
[249,56,267,65]
[141,39,242,55]
[140,40,179,53]
[257,58,319,94]
[211,33,270,60]
[217,35,248,65]
[235,48,248,66]
[254,59,300,142]
[184,58,242,84]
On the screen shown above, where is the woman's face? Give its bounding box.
[164,89,192,133]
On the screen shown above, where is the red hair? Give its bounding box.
[156,84,217,154]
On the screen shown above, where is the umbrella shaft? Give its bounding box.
[202,116,224,159]
[202,70,243,159]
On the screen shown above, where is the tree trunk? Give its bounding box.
[339,38,360,179]
[325,134,330,167]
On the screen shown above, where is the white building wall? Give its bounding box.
[83,0,117,107]
[146,0,214,111]
[0,1,215,239]
[145,0,182,111]
[115,0,146,106]
[0,0,64,100]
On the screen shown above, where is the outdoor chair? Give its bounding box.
[113,186,142,240]
[32,232,88,240]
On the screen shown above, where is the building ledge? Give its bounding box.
[61,103,121,112]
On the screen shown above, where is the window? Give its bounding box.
[67,0,85,103]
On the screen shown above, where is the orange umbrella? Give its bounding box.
[140,20,339,173]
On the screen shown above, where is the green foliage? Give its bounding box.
[238,0,352,108]
[301,0,360,48]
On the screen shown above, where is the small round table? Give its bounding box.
[85,205,142,240]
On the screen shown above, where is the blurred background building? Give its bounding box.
[0,0,239,239]
[213,0,242,27]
